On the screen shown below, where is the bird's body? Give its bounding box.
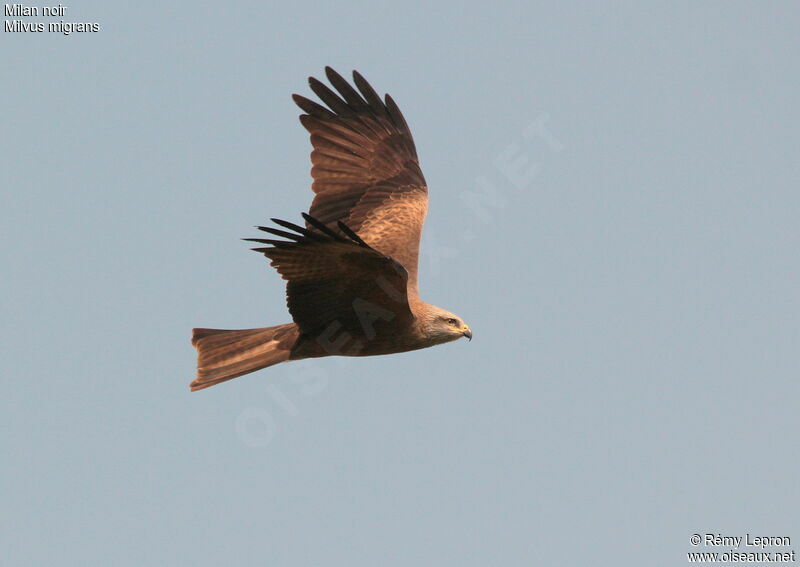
[190,68,470,391]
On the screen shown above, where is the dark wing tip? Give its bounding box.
[292,94,327,118]
[243,237,290,247]
[256,227,305,242]
[324,66,342,83]
[336,221,369,248]
[268,218,305,233]
[301,212,345,241]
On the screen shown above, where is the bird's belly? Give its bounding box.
[290,328,426,359]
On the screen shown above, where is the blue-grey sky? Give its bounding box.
[3,2,799,565]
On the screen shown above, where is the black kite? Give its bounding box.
[190,68,471,391]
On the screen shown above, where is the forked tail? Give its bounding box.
[190,323,299,391]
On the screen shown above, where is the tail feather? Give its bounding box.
[190,323,299,391]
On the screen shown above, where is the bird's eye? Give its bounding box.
[447,318,458,326]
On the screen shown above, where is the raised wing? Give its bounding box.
[246,214,414,341]
[293,67,428,294]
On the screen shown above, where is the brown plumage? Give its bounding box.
[190,67,471,391]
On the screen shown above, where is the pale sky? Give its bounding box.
[3,2,799,565]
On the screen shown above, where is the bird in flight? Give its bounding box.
[190,67,472,391]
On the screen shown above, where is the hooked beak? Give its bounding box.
[462,327,472,341]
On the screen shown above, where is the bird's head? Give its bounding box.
[421,307,472,345]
